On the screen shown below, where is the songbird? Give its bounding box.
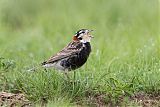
[42,29,94,71]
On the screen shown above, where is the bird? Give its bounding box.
[41,29,94,72]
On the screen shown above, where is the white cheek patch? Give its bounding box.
[80,39,87,43]
[80,37,91,43]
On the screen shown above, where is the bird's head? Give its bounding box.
[73,29,94,43]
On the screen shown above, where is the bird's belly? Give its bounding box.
[60,55,88,71]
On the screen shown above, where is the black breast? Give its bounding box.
[61,42,91,70]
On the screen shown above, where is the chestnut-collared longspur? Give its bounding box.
[42,29,94,71]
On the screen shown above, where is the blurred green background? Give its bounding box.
[0,0,159,106]
[0,0,159,61]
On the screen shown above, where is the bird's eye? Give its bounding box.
[78,37,82,40]
[81,31,85,34]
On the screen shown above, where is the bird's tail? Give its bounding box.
[27,64,42,72]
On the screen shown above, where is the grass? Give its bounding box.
[0,0,159,106]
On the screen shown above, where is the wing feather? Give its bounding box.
[42,41,83,64]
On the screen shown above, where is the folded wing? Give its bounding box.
[42,41,83,65]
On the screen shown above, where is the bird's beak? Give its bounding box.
[89,30,94,38]
[89,35,94,38]
[89,30,94,32]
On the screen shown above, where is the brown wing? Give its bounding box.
[42,41,83,64]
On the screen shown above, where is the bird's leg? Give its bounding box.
[64,70,70,80]
[73,71,76,81]
[44,68,48,72]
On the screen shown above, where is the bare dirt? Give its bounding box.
[0,92,31,107]
[0,91,159,107]
[130,92,160,107]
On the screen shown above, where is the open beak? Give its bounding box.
[89,30,94,32]
[89,35,94,38]
[89,30,94,38]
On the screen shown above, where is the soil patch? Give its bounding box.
[0,92,31,107]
